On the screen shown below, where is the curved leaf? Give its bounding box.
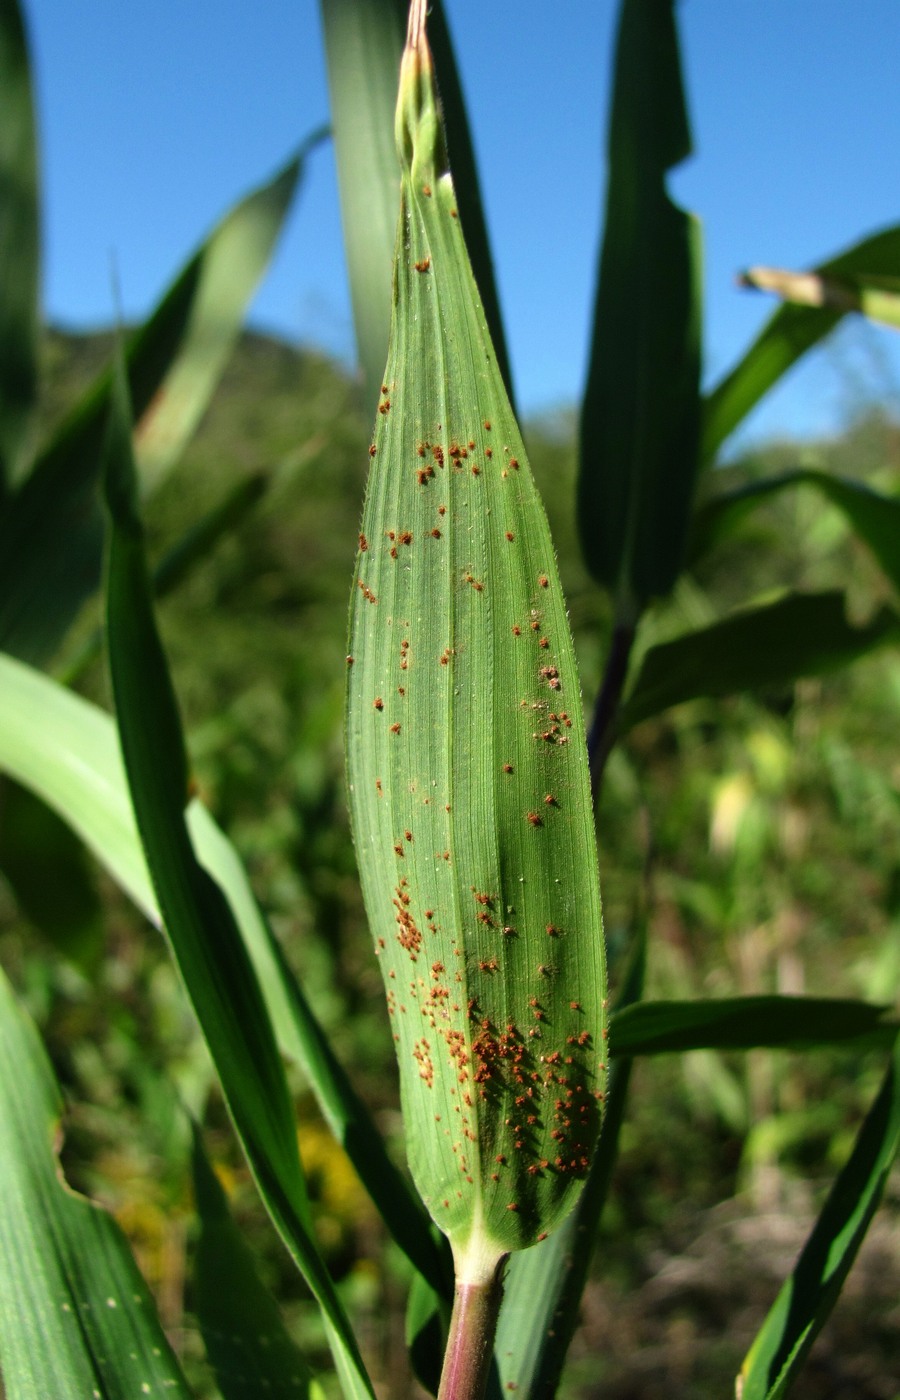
[738,1039,900,1399]
[617,592,900,733]
[690,468,900,596]
[0,965,192,1400]
[578,0,702,609]
[609,996,899,1058]
[0,144,307,666]
[346,8,606,1284]
[102,358,374,1398]
[0,650,451,1300]
[702,223,900,465]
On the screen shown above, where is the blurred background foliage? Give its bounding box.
[2,327,899,1396]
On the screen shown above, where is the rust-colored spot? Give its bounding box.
[539,636,550,649]
[417,465,435,485]
[438,503,447,515]
[471,464,480,477]
[390,723,401,734]
[378,399,391,414]
[511,625,521,636]
[544,793,558,806]
[546,924,561,938]
[368,444,377,457]
[507,1201,519,1212]
[509,457,519,470]
[430,527,442,538]
[373,697,384,711]
[485,447,493,459]
[346,655,354,666]
[505,531,514,541]
[414,256,431,272]
[526,812,543,827]
[423,184,432,196]
[502,763,514,774]
[538,574,549,588]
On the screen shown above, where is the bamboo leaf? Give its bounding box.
[737,1038,900,1400]
[321,0,511,415]
[0,144,307,666]
[102,357,374,1398]
[617,592,900,734]
[690,468,900,596]
[346,7,607,1287]
[0,650,452,1300]
[190,1126,323,1400]
[0,0,39,492]
[609,996,899,1058]
[0,964,192,1400]
[578,0,702,610]
[702,223,900,464]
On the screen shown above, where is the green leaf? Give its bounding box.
[609,996,899,1057]
[690,468,900,596]
[0,0,39,492]
[102,356,374,1398]
[702,223,900,464]
[578,0,702,609]
[190,1126,323,1400]
[0,779,102,968]
[0,650,452,1301]
[347,14,607,1283]
[738,1038,900,1400]
[0,964,192,1400]
[0,145,307,667]
[493,929,646,1398]
[321,0,511,415]
[617,592,900,733]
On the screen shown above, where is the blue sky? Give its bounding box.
[25,2,900,449]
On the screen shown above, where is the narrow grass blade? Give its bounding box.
[702,223,900,465]
[492,929,645,1399]
[321,0,510,415]
[609,997,899,1057]
[578,0,702,610]
[617,592,900,734]
[0,145,307,666]
[737,1038,900,1400]
[0,651,451,1299]
[0,965,192,1400]
[690,468,900,596]
[102,361,374,1398]
[190,1126,323,1400]
[346,6,606,1287]
[0,0,39,492]
[134,135,323,495]
[739,264,900,332]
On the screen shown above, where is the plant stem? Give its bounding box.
[587,618,636,796]
[437,1258,506,1400]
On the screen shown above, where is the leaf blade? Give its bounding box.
[346,14,607,1276]
[0,965,192,1400]
[738,1039,900,1399]
[617,592,900,733]
[578,0,702,608]
[0,145,306,666]
[0,650,451,1300]
[102,357,374,1398]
